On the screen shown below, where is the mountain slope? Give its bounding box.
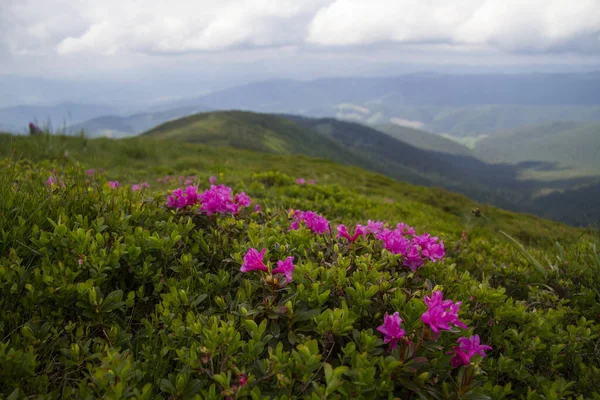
[374,123,474,156]
[474,121,600,168]
[142,110,392,178]
[144,111,530,208]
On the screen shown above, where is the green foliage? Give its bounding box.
[0,135,599,398]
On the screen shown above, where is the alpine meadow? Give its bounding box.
[2,0,600,399]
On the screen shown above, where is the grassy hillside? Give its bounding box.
[374,123,474,156]
[1,133,599,399]
[143,111,378,171]
[475,121,600,169]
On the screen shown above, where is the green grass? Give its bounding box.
[2,132,600,399]
[1,133,599,398]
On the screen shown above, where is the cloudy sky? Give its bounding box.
[1,0,599,106]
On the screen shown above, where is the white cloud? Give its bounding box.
[307,0,600,52]
[0,0,598,63]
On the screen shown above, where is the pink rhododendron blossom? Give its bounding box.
[403,246,424,271]
[289,210,330,234]
[142,182,149,188]
[78,257,84,266]
[380,229,411,255]
[421,291,469,333]
[184,186,199,206]
[377,312,406,350]
[272,256,294,282]
[296,178,305,185]
[209,176,217,184]
[337,224,367,242]
[157,178,163,183]
[200,185,239,215]
[238,374,248,386]
[308,179,315,185]
[86,169,95,176]
[254,204,261,213]
[412,234,444,262]
[108,181,119,189]
[366,220,385,235]
[448,335,493,368]
[166,188,187,209]
[240,248,268,273]
[396,223,416,236]
[184,179,194,185]
[132,184,141,191]
[235,192,252,207]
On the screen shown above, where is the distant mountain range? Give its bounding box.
[69,106,211,138]
[4,72,600,137]
[0,103,120,133]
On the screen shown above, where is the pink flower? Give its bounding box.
[377,312,406,350]
[78,257,84,266]
[184,185,199,206]
[296,178,305,185]
[166,188,185,208]
[86,169,95,176]
[108,181,119,189]
[209,176,217,185]
[200,185,239,215]
[238,374,248,386]
[448,335,493,368]
[308,179,316,185]
[240,248,268,273]
[131,184,141,191]
[403,246,424,271]
[379,229,411,255]
[412,234,444,262]
[254,204,261,213]
[421,291,468,333]
[235,192,252,208]
[336,224,367,242]
[289,210,330,234]
[396,223,416,236]
[272,256,294,282]
[184,179,194,185]
[157,178,163,183]
[142,182,149,188]
[366,220,385,235]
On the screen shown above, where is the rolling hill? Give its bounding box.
[474,121,600,169]
[144,111,532,209]
[374,123,474,156]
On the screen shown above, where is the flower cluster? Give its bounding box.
[240,248,295,283]
[108,181,119,189]
[376,224,444,271]
[166,184,252,215]
[337,224,367,242]
[421,291,468,333]
[289,210,330,234]
[378,290,491,368]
